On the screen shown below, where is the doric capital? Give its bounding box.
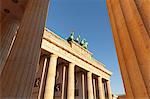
[50,54,58,59]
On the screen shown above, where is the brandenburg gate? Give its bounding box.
[0,0,112,98]
[0,0,150,98]
[31,28,112,99]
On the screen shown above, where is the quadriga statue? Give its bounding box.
[67,32,74,41]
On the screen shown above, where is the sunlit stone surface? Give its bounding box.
[107,0,150,98]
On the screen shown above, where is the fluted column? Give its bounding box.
[119,0,150,96]
[106,0,134,98]
[106,81,112,99]
[106,0,149,98]
[0,0,50,97]
[135,0,150,35]
[67,63,75,99]
[0,17,19,75]
[98,77,105,99]
[87,72,94,99]
[44,54,58,99]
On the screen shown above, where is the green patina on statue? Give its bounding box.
[67,32,88,49]
[80,39,88,49]
[67,31,74,41]
[84,41,88,49]
[80,39,86,46]
[75,35,81,43]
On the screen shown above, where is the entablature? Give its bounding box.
[42,28,112,78]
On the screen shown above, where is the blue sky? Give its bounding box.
[46,0,125,95]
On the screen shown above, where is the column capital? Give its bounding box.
[87,71,92,75]
[50,54,58,58]
[69,63,75,68]
[98,76,102,80]
[98,76,102,79]
[69,62,75,66]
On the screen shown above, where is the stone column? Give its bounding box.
[106,81,112,99]
[0,0,50,97]
[119,0,150,96]
[82,73,85,99]
[93,79,97,99]
[67,63,75,99]
[134,0,150,35]
[61,66,66,99]
[44,54,58,99]
[87,72,94,99]
[98,77,105,99]
[106,0,149,98]
[38,56,48,99]
[106,0,134,98]
[0,17,19,75]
